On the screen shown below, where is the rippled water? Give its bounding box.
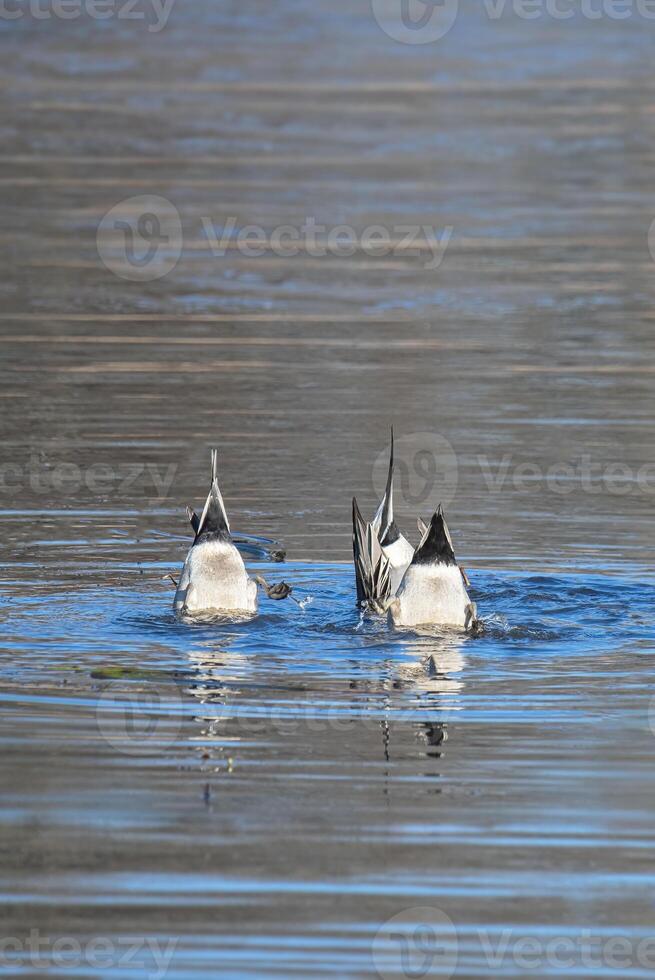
[2,0,655,977]
[3,548,655,976]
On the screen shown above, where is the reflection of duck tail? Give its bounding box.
[381,719,390,763]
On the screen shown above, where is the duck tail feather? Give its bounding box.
[353,496,392,610]
[352,497,368,605]
[411,506,457,567]
[195,449,231,541]
[372,426,395,538]
[186,505,200,535]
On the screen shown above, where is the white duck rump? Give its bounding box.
[388,507,476,630]
[174,451,257,617]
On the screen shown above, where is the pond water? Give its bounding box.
[1,1,655,978]
[2,546,655,977]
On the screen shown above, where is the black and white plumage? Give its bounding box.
[352,434,477,631]
[352,497,392,613]
[371,429,415,590]
[388,506,477,630]
[352,429,414,609]
[174,450,257,617]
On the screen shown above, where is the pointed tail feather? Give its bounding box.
[417,510,471,586]
[411,506,457,567]
[195,449,231,540]
[353,496,392,611]
[186,505,200,535]
[352,497,368,605]
[372,426,394,539]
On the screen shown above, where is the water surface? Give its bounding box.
[1,1,655,977]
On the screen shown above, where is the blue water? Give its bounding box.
[3,561,654,694]
[2,0,655,975]
[4,552,655,980]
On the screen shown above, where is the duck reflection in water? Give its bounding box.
[181,621,468,778]
[376,628,466,767]
[184,636,250,759]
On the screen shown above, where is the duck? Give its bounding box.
[388,506,478,630]
[174,450,258,617]
[352,436,478,631]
